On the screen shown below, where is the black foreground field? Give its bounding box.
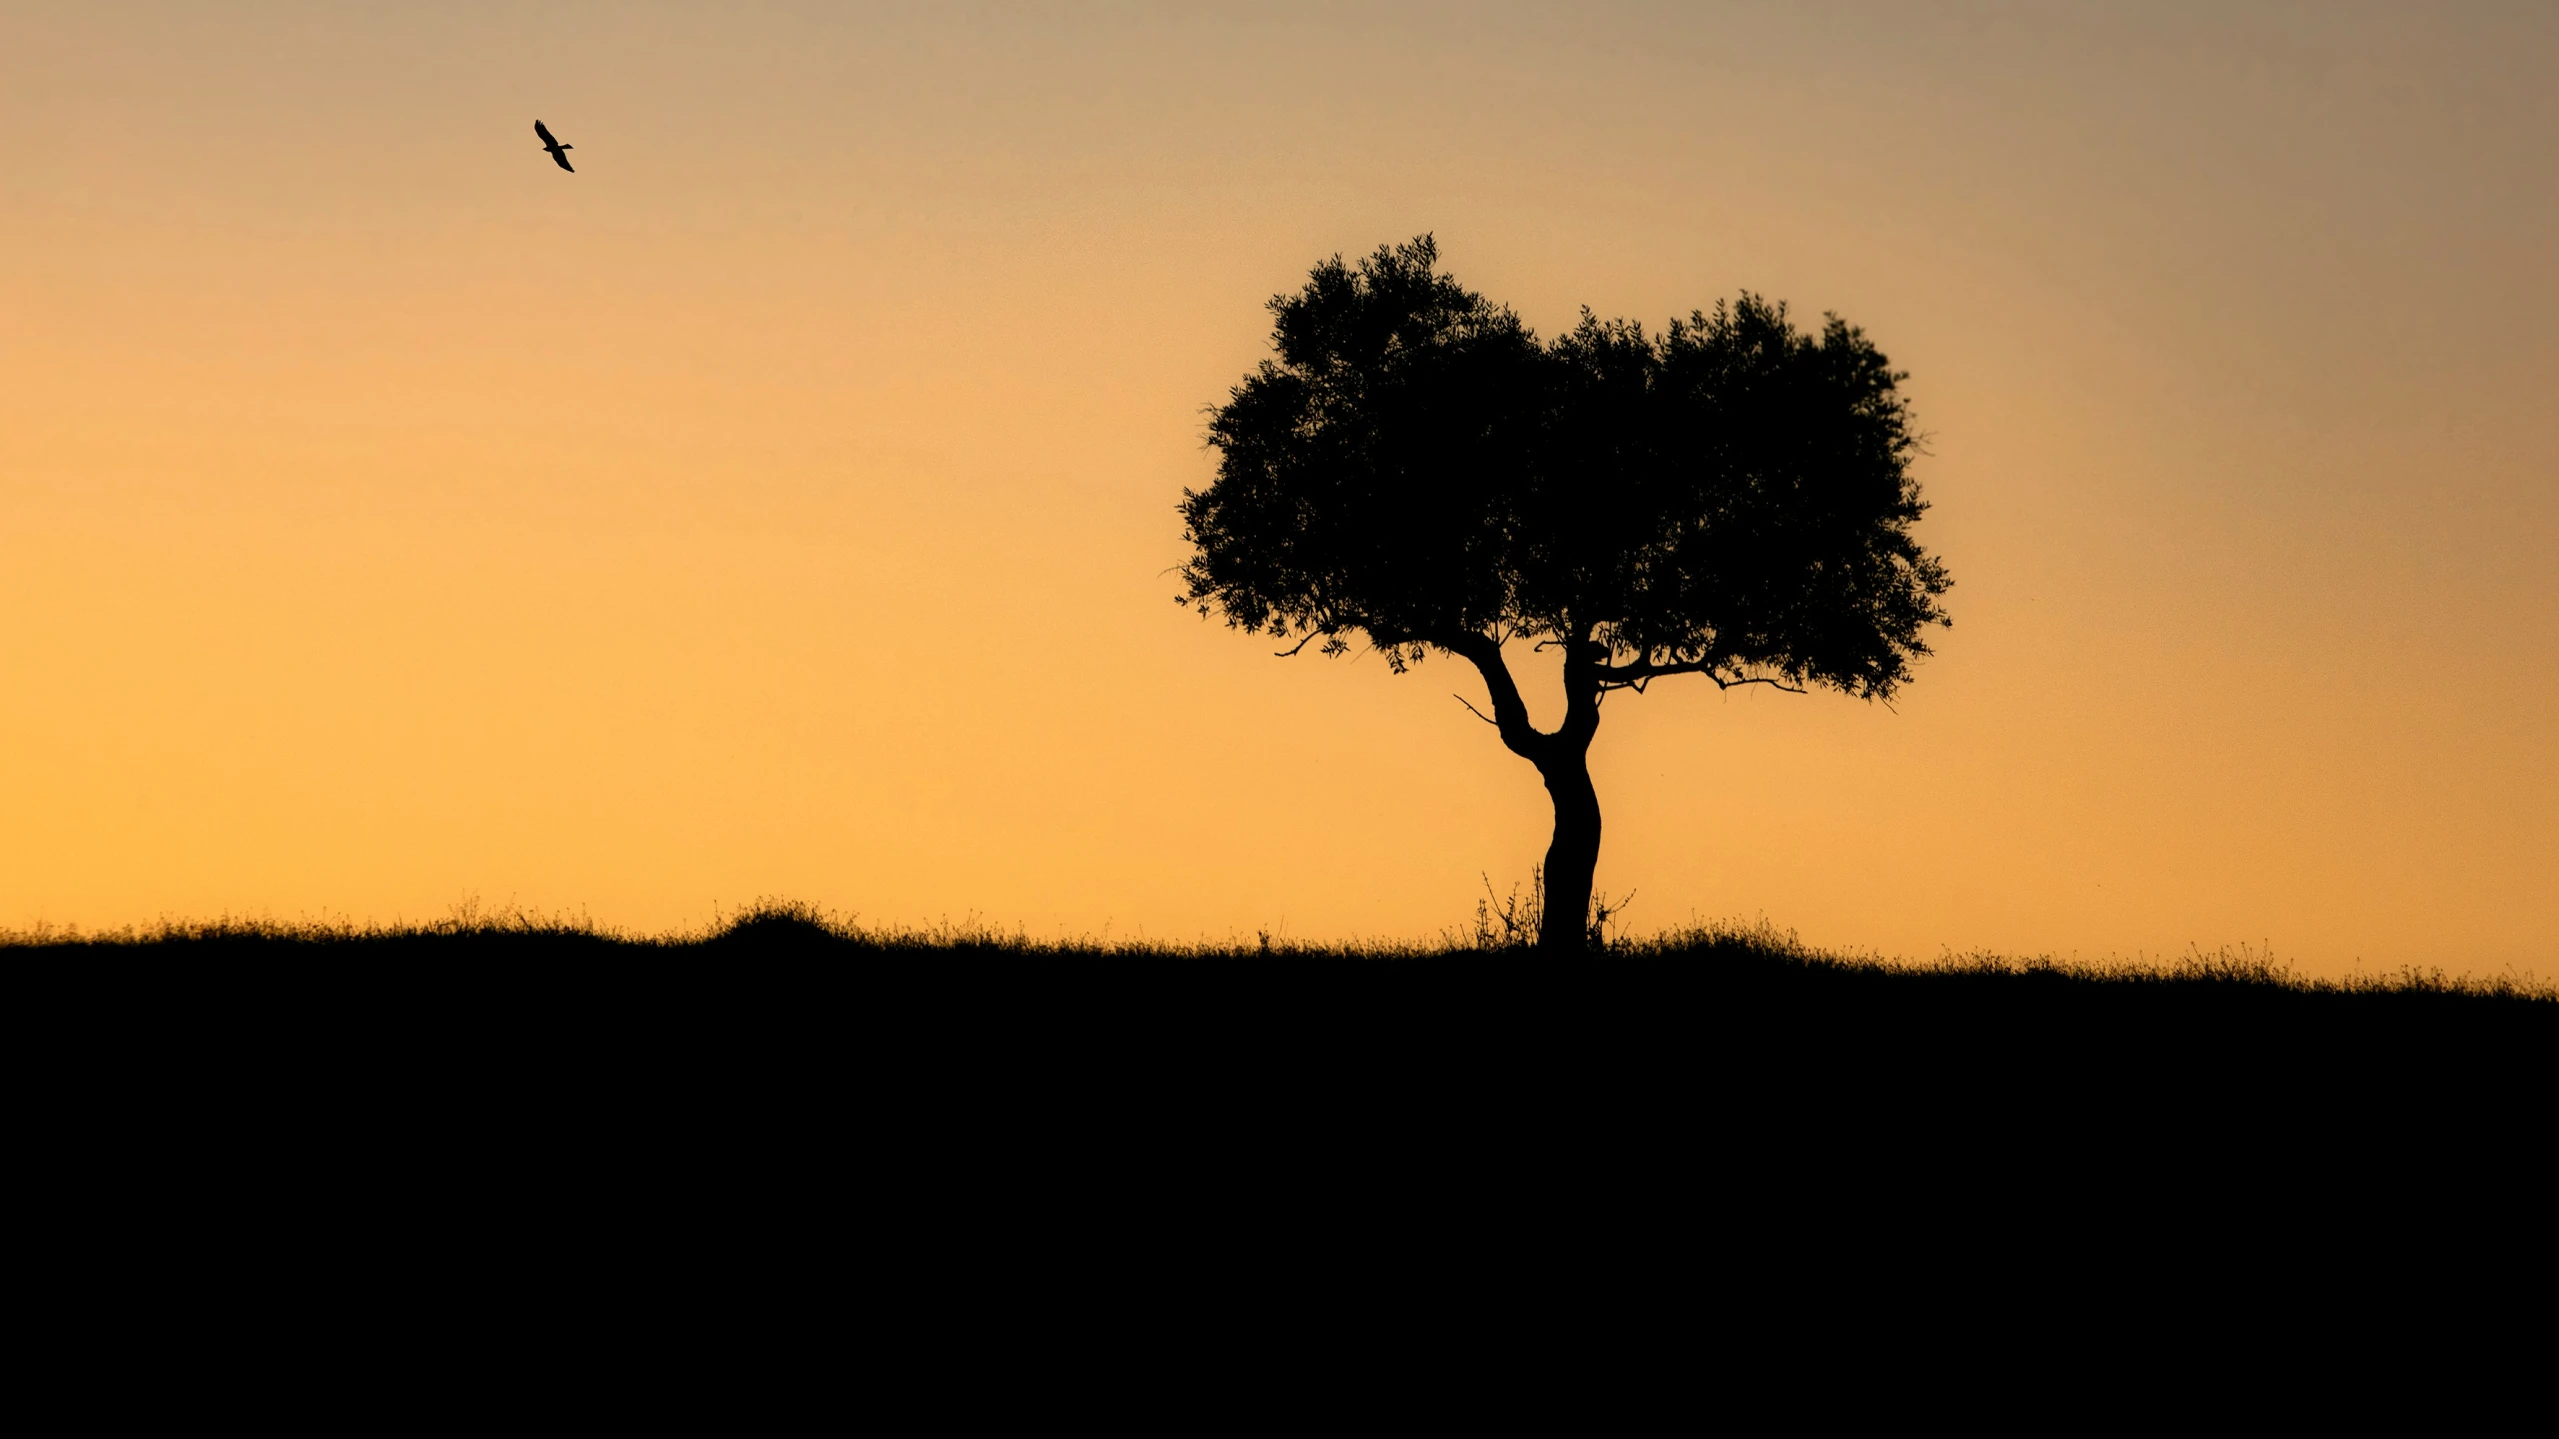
[15,905,2546,1079]
[12,906,2551,1231]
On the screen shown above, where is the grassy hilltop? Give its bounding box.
[11,901,2544,1046]
[9,898,2544,995]
[11,903,2547,1168]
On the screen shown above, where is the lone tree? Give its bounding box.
[1179,237,1951,953]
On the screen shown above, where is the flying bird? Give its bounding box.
[534,119,574,173]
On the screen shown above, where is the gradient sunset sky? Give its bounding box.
[6,3,2553,976]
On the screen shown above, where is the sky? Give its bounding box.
[4,2,2552,977]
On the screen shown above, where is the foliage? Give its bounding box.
[1178,235,1952,697]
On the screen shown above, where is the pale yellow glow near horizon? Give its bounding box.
[4,4,2553,977]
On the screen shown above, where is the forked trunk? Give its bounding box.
[1445,630,1607,956]
[1537,748,1601,954]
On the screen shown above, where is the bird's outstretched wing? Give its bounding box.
[534,118,575,171]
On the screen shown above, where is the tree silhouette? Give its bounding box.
[1180,237,1952,952]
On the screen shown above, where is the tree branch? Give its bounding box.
[1441,631,1553,764]
[1273,630,1328,658]
[1593,655,1810,695]
[1452,693,1500,727]
[1710,673,1808,694]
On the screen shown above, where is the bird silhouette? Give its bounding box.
[535,120,575,173]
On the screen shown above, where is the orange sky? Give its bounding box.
[5,4,2553,976]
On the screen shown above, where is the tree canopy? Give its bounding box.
[1181,235,1949,695]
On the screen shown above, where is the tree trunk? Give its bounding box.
[1444,629,1606,956]
[1537,745,1601,954]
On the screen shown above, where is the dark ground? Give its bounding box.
[11,908,2546,1322]
[15,907,2545,1096]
